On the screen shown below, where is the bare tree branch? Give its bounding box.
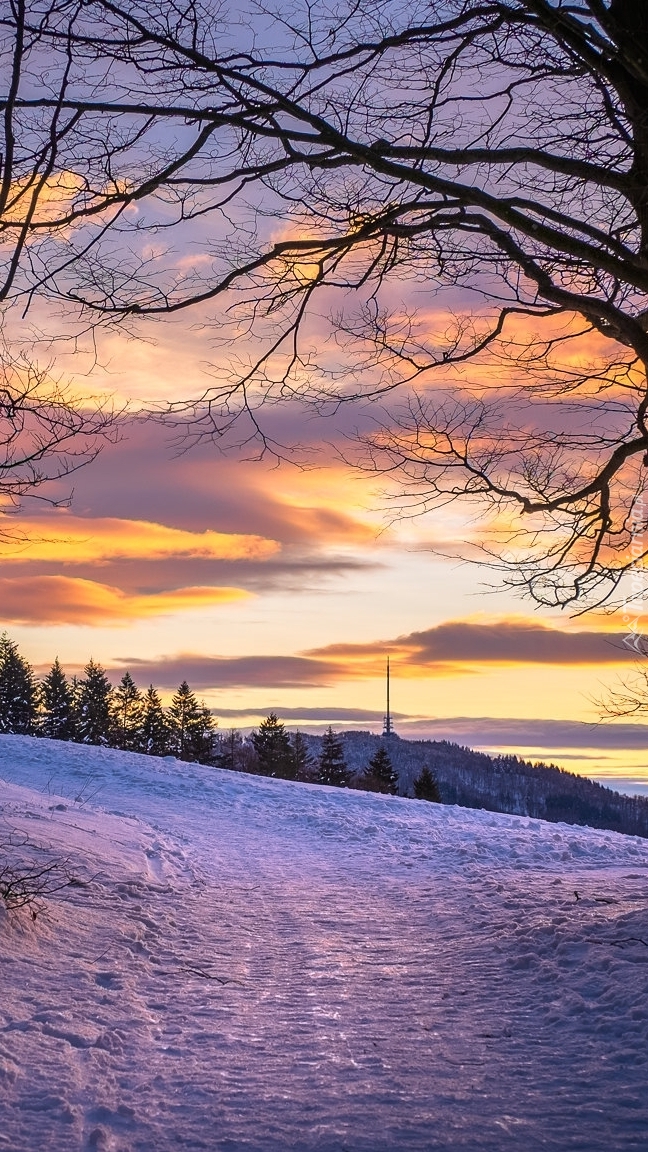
[0,2,647,604]
[0,825,71,917]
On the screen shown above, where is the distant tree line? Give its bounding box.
[219,714,438,799]
[0,636,440,801]
[0,634,214,761]
[5,633,642,835]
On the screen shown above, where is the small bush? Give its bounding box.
[0,831,70,917]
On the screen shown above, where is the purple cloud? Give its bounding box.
[110,654,349,690]
[215,706,405,722]
[397,716,648,751]
[311,620,638,666]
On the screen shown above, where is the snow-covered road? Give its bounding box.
[1,736,647,1150]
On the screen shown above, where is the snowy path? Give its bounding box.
[0,736,647,1151]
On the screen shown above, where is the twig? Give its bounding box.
[586,936,648,948]
[0,829,71,917]
[181,965,245,985]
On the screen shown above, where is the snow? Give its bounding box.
[1,735,648,1151]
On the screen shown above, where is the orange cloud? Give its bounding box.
[2,171,87,225]
[0,515,280,565]
[0,576,249,625]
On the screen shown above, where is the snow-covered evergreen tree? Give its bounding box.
[317,727,349,787]
[168,681,215,762]
[363,744,399,795]
[413,765,442,803]
[140,685,172,757]
[252,713,294,778]
[39,657,76,740]
[76,659,114,746]
[112,671,143,751]
[0,634,37,734]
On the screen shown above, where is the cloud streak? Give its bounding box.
[112,654,349,689]
[74,615,641,689]
[0,576,249,625]
[0,515,279,565]
[309,618,636,667]
[397,716,648,752]
[215,706,405,722]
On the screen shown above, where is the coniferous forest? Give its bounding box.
[1,633,648,839]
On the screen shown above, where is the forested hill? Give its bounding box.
[308,731,648,840]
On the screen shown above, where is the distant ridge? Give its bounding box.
[302,730,648,840]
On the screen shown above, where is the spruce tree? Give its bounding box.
[112,671,143,751]
[317,727,349,787]
[194,703,217,764]
[76,659,114,746]
[252,713,294,778]
[413,765,442,803]
[0,634,37,734]
[291,730,315,781]
[168,681,215,762]
[168,680,198,760]
[40,657,76,740]
[140,685,172,757]
[363,744,399,795]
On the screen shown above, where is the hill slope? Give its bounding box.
[1,735,648,1151]
[316,730,648,837]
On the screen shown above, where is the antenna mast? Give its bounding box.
[382,656,394,737]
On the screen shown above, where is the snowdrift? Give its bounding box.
[0,735,647,1151]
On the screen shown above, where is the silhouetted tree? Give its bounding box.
[291,731,315,782]
[140,685,172,758]
[317,728,350,788]
[252,713,294,778]
[413,765,442,804]
[39,657,76,741]
[112,671,143,752]
[194,704,217,764]
[168,681,215,762]
[0,634,36,734]
[362,744,399,795]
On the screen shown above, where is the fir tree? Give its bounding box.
[291,730,315,781]
[140,685,172,757]
[252,713,294,778]
[413,765,442,803]
[112,671,143,751]
[363,743,399,795]
[168,680,198,759]
[39,657,76,740]
[0,634,37,734]
[168,681,215,762]
[317,727,349,787]
[76,659,114,746]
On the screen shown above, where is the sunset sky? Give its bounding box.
[1,1,646,797]
[4,308,648,798]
